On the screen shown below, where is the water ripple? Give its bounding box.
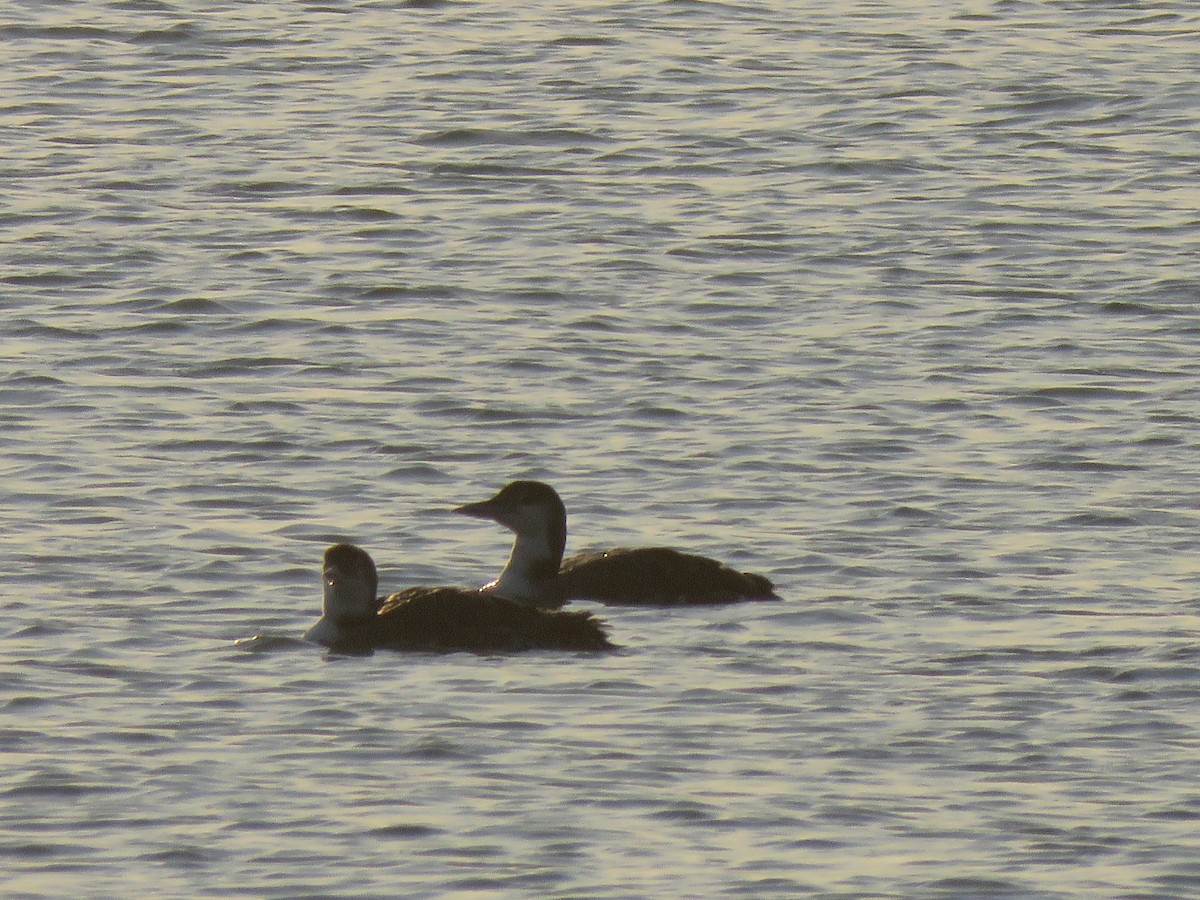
[1,1,1198,896]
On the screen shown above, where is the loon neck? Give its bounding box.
[307,587,381,645]
[488,529,564,602]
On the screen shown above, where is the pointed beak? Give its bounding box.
[453,499,499,521]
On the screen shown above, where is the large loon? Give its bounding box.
[304,543,612,653]
[453,480,779,609]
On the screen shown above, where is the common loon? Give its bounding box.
[304,543,612,653]
[453,481,779,609]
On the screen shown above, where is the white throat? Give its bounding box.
[305,571,376,645]
[486,529,558,602]
[304,615,341,645]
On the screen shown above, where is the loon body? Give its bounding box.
[453,481,779,609]
[305,543,612,653]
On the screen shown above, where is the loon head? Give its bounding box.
[454,481,566,542]
[453,480,567,601]
[305,543,381,645]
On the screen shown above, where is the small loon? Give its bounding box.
[453,480,779,609]
[304,543,612,653]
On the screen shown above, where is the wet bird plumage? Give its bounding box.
[558,546,777,606]
[453,480,779,609]
[307,543,612,654]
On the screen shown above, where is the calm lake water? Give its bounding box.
[3,1,1200,896]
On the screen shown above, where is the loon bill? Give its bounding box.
[304,543,612,653]
[452,480,779,609]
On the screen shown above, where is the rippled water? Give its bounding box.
[4,1,1200,896]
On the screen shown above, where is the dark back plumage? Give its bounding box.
[454,480,780,607]
[327,586,612,655]
[558,547,778,606]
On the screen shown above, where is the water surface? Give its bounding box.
[3,1,1200,896]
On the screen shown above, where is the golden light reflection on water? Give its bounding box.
[3,0,1199,895]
